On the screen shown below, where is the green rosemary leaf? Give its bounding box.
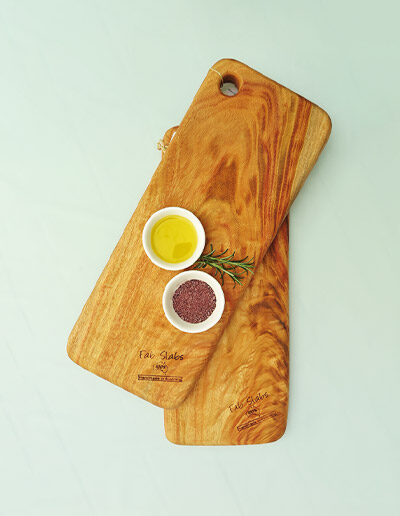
[194,244,255,286]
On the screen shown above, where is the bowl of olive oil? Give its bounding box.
[142,207,205,270]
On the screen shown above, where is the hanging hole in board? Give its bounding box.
[220,75,239,96]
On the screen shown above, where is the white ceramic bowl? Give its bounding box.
[142,207,205,271]
[162,271,225,333]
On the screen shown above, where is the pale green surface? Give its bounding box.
[0,1,399,515]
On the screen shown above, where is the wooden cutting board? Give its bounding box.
[67,58,331,408]
[164,218,289,445]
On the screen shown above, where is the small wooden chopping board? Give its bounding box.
[67,59,330,409]
[160,127,290,445]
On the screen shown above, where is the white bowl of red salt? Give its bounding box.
[162,271,225,333]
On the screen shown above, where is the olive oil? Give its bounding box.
[151,215,197,264]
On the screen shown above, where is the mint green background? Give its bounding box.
[1,1,399,515]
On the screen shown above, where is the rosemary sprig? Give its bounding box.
[193,244,255,286]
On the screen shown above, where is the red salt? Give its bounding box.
[172,279,216,324]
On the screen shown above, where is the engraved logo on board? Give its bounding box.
[137,350,184,382]
[227,391,276,432]
[154,361,168,374]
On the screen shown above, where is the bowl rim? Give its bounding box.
[142,207,206,271]
[162,270,225,333]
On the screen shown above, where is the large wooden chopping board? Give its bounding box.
[164,218,289,445]
[67,59,331,408]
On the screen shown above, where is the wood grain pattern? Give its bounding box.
[67,59,331,408]
[164,218,289,445]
